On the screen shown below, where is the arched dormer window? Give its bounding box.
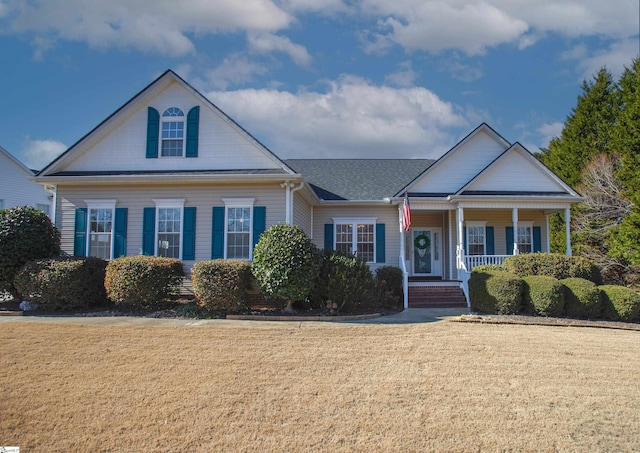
[161,107,185,157]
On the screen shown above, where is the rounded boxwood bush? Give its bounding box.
[599,285,640,322]
[105,256,184,307]
[14,257,108,309]
[522,275,565,317]
[503,253,602,284]
[252,223,320,312]
[191,259,251,311]
[472,264,507,273]
[560,278,601,319]
[469,270,523,314]
[0,206,60,298]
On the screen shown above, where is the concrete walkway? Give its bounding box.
[0,307,469,328]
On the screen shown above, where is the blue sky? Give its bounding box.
[1,0,639,170]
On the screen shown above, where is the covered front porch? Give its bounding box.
[397,201,574,309]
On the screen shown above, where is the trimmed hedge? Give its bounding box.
[191,260,251,311]
[599,285,640,322]
[316,250,376,313]
[472,264,507,273]
[561,278,601,319]
[0,206,60,298]
[14,257,108,309]
[469,270,523,314]
[522,275,565,317]
[503,253,602,284]
[105,256,184,307]
[375,266,403,309]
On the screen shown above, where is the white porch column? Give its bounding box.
[545,214,551,253]
[565,207,572,256]
[512,208,519,255]
[456,206,464,272]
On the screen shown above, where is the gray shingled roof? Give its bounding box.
[285,159,435,201]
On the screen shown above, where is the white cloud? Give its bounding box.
[439,54,483,82]
[571,39,640,80]
[1,0,292,57]
[206,55,270,90]
[385,61,418,87]
[19,139,67,170]
[248,32,312,67]
[537,122,564,147]
[207,75,471,159]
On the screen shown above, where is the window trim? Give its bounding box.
[332,217,377,263]
[465,221,487,256]
[516,221,534,254]
[153,198,185,259]
[223,198,255,260]
[160,107,186,158]
[84,199,117,260]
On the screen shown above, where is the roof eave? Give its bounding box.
[34,173,303,185]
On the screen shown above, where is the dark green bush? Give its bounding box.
[469,270,523,314]
[522,275,565,317]
[0,206,60,298]
[315,250,376,313]
[599,285,640,322]
[503,253,602,284]
[191,260,251,311]
[375,266,403,309]
[105,256,184,307]
[252,224,320,311]
[14,257,107,309]
[472,264,506,273]
[561,278,601,319]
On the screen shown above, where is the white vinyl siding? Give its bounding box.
[292,193,312,237]
[0,150,51,211]
[56,184,287,268]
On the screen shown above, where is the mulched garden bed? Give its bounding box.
[457,313,640,331]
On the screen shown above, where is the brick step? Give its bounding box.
[408,286,466,308]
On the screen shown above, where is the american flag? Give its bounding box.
[402,192,411,231]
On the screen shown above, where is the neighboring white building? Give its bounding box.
[0,145,51,214]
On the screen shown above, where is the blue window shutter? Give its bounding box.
[183,207,196,260]
[113,208,128,258]
[211,207,224,259]
[486,226,494,255]
[324,224,334,251]
[375,224,385,263]
[142,207,156,256]
[253,206,266,249]
[146,107,159,158]
[74,208,87,257]
[463,226,467,253]
[506,226,514,255]
[533,226,542,252]
[186,106,199,158]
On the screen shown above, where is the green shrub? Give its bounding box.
[104,256,184,307]
[599,285,640,322]
[469,270,524,314]
[315,250,376,313]
[503,253,602,284]
[0,206,60,298]
[252,224,320,311]
[14,257,107,309]
[191,260,251,311]
[472,264,506,273]
[561,278,601,319]
[522,275,565,317]
[375,266,403,309]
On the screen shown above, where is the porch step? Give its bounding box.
[408,285,467,308]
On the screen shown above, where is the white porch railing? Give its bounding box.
[464,255,510,270]
[399,256,409,309]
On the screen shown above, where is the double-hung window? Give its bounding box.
[224,199,254,260]
[517,222,533,253]
[154,199,184,259]
[466,221,486,256]
[85,200,116,260]
[161,107,185,157]
[333,218,376,262]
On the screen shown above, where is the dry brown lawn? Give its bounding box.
[1,319,639,452]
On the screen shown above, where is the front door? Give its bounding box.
[412,228,442,277]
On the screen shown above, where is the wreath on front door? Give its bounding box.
[414,233,430,250]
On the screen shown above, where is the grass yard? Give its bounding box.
[1,319,639,452]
